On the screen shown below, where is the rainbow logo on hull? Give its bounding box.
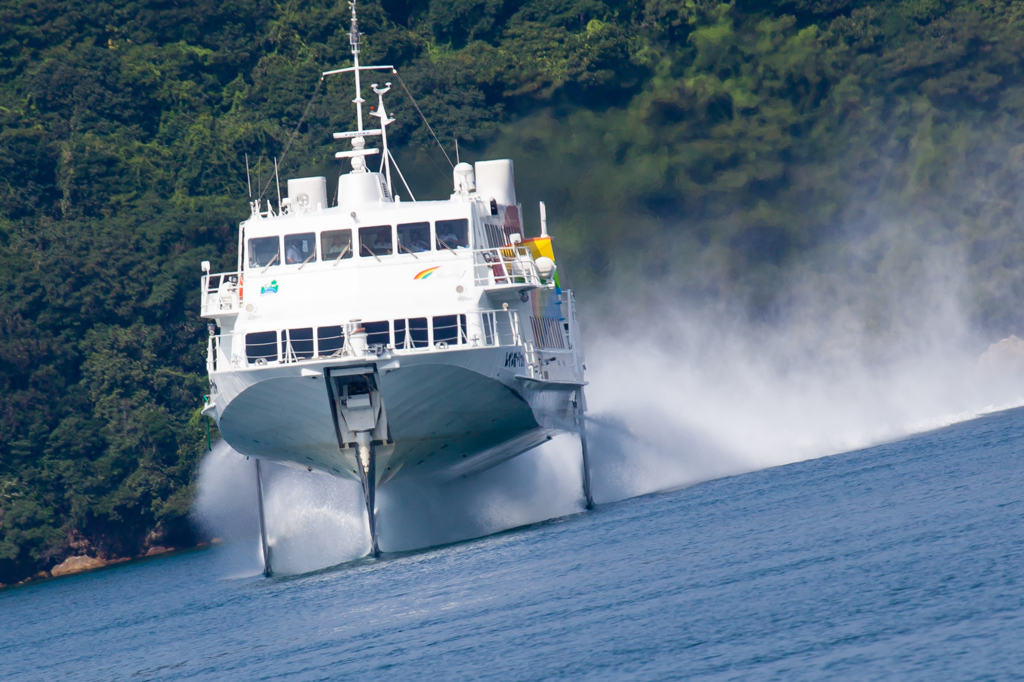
[414,267,440,280]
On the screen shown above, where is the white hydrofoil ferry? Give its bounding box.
[200,3,591,570]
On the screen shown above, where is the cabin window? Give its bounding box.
[397,222,431,254]
[322,229,353,262]
[359,225,393,257]
[284,233,316,265]
[433,315,466,347]
[436,219,469,250]
[284,328,314,360]
[248,237,280,268]
[394,318,428,349]
[245,331,278,364]
[317,326,345,356]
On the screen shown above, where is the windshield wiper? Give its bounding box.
[260,252,279,274]
[436,237,459,256]
[398,241,419,259]
[297,251,317,270]
[332,243,351,266]
[361,242,382,262]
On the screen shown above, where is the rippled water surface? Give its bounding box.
[3,408,1024,680]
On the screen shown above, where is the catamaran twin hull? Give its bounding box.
[208,345,583,485]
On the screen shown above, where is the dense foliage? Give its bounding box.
[4,0,1024,584]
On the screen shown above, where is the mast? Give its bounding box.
[350,1,364,135]
[323,1,401,183]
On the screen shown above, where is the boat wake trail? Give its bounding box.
[582,222,1024,502]
[583,322,1024,504]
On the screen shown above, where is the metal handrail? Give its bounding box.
[206,309,528,372]
[473,246,541,288]
[207,333,239,373]
[200,271,242,318]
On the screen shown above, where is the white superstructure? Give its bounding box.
[199,2,591,566]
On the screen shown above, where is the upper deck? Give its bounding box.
[199,37,570,377]
[201,163,549,330]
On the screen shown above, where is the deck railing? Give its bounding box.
[473,246,541,288]
[200,272,242,317]
[206,308,528,372]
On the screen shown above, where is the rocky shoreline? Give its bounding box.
[0,543,219,590]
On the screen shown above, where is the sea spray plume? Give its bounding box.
[579,217,1024,502]
[193,441,262,545]
[583,317,1013,499]
[193,442,369,575]
[192,441,265,576]
[579,414,741,504]
[260,465,370,574]
[376,435,585,552]
[193,438,586,572]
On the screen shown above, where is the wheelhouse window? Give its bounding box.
[248,237,280,268]
[397,222,431,254]
[436,219,469,250]
[359,225,393,257]
[284,233,316,265]
[322,229,353,262]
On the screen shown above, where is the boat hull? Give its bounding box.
[209,346,579,486]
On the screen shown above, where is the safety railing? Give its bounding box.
[200,272,242,318]
[473,246,541,288]
[205,309,528,372]
[477,308,524,348]
[207,332,239,373]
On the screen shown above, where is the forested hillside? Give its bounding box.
[4,0,1024,585]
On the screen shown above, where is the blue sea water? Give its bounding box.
[3,408,1024,680]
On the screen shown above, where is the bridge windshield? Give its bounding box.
[284,232,316,264]
[436,219,468,249]
[322,229,353,261]
[360,225,393,257]
[398,222,430,254]
[248,237,280,268]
